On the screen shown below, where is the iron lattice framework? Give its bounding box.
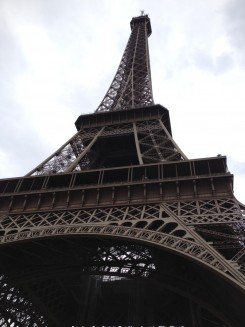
[96,15,153,112]
[0,14,244,327]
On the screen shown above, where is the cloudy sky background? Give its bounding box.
[0,0,244,201]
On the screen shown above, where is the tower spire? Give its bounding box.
[0,14,244,327]
[96,14,154,112]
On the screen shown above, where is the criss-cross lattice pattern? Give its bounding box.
[0,239,158,327]
[1,13,245,326]
[136,120,186,162]
[0,237,236,327]
[101,123,133,136]
[0,275,46,327]
[1,200,245,286]
[12,246,155,290]
[164,198,244,225]
[163,198,245,272]
[96,15,153,112]
[27,127,103,176]
[27,118,187,176]
[0,204,192,240]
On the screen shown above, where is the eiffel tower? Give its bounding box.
[0,13,244,327]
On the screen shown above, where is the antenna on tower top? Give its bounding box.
[141,10,145,16]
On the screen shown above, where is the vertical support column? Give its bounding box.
[131,24,140,107]
[64,127,105,172]
[127,280,142,325]
[133,123,143,164]
[145,20,154,102]
[79,276,100,325]
[189,301,203,327]
[158,119,188,160]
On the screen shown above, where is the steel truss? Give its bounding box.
[0,237,242,326]
[0,275,46,326]
[0,198,244,285]
[0,13,244,327]
[26,117,187,176]
[96,15,153,112]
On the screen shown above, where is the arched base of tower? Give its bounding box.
[0,236,244,326]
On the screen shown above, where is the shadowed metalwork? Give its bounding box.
[0,13,244,327]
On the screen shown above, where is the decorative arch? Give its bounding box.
[1,223,244,291]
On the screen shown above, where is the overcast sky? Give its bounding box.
[0,0,244,202]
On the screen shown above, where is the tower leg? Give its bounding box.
[78,276,100,325]
[128,280,142,325]
[189,300,202,327]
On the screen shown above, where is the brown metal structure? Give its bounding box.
[0,14,244,326]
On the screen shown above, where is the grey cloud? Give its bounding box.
[225,0,245,53]
[0,19,30,176]
[215,53,233,74]
[193,51,233,75]
[0,1,90,177]
[228,158,245,175]
[164,48,234,77]
[0,16,27,102]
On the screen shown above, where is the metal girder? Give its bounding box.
[0,200,244,288]
[96,15,153,112]
[0,13,244,327]
[25,117,187,175]
[0,275,47,326]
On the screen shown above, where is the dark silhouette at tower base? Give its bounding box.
[0,14,244,327]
